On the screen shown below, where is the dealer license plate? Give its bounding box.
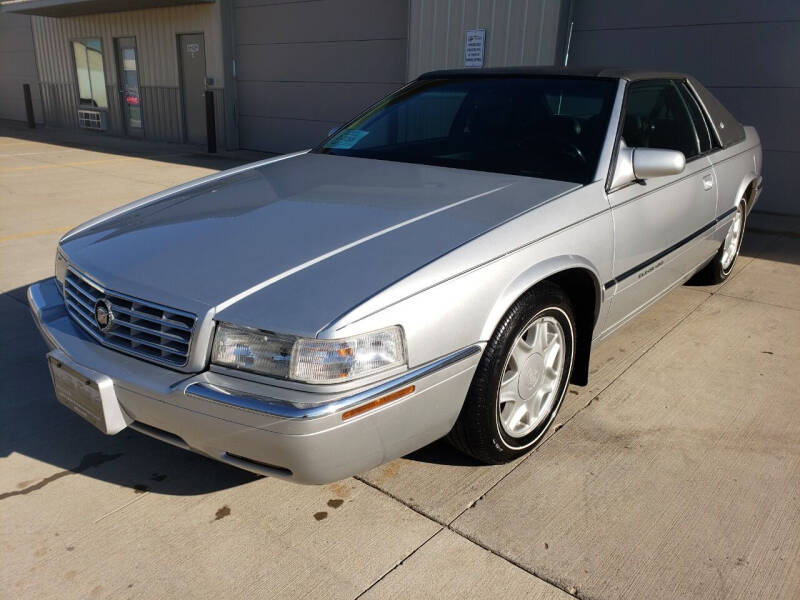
[47,350,129,434]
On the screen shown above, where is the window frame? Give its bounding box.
[680,79,723,152]
[70,37,110,111]
[606,76,722,193]
[674,78,720,161]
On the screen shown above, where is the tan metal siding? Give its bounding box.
[32,4,224,86]
[407,0,567,80]
[30,3,225,143]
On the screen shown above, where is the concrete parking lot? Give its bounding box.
[1,123,799,600]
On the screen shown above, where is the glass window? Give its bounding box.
[72,39,108,109]
[676,81,713,154]
[622,79,700,159]
[316,77,618,184]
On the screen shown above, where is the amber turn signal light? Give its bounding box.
[341,385,415,420]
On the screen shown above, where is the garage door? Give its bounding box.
[233,0,408,153]
[567,0,800,216]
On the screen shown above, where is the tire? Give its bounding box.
[692,200,746,285]
[447,281,576,464]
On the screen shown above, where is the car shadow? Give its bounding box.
[402,438,486,467]
[684,228,800,291]
[0,283,258,497]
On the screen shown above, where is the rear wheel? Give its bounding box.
[693,200,746,284]
[447,282,575,464]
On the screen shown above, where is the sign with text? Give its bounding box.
[464,29,486,67]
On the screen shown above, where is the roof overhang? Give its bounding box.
[1,0,214,17]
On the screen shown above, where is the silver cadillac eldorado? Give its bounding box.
[29,67,762,484]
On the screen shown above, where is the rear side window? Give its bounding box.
[622,79,700,159]
[676,80,713,154]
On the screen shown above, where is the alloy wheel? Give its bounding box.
[497,315,566,438]
[721,205,744,272]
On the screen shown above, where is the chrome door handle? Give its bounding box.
[702,174,714,190]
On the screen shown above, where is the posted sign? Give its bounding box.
[464,29,486,67]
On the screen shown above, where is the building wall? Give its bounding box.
[0,11,43,123]
[30,3,226,144]
[407,0,568,79]
[233,0,408,153]
[568,0,800,216]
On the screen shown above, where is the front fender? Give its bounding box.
[479,255,603,342]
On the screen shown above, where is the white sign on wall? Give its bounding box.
[464,29,486,67]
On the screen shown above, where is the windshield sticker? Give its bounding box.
[327,129,369,149]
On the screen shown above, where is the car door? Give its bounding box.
[603,79,717,332]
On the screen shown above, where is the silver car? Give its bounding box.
[29,67,762,484]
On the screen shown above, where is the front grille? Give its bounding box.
[63,268,196,368]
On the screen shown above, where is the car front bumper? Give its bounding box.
[28,277,482,484]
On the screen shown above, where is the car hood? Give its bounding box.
[62,153,577,336]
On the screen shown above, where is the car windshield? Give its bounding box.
[315,76,618,184]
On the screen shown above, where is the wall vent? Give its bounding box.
[77,109,107,131]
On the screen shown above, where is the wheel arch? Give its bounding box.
[479,256,603,387]
[732,172,760,215]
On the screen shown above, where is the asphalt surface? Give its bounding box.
[1,123,799,599]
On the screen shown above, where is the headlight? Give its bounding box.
[290,327,406,383]
[212,323,406,384]
[212,323,296,379]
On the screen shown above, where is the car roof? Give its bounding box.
[417,66,690,82]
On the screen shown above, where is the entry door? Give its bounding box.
[115,37,143,137]
[604,80,717,331]
[178,33,207,145]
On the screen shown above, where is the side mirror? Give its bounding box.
[610,140,686,189]
[633,148,685,179]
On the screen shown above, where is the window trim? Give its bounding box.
[674,80,712,158]
[669,80,704,162]
[604,80,630,193]
[682,78,724,152]
[70,36,109,112]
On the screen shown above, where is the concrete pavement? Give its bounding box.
[1,125,799,599]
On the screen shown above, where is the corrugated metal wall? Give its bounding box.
[30,3,225,144]
[0,11,43,122]
[233,0,408,153]
[568,0,800,216]
[407,0,568,79]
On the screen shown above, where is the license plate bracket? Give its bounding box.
[47,350,130,434]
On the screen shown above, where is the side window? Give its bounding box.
[676,81,713,154]
[622,80,700,159]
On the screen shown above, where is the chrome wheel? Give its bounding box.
[498,315,566,438]
[721,205,744,272]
